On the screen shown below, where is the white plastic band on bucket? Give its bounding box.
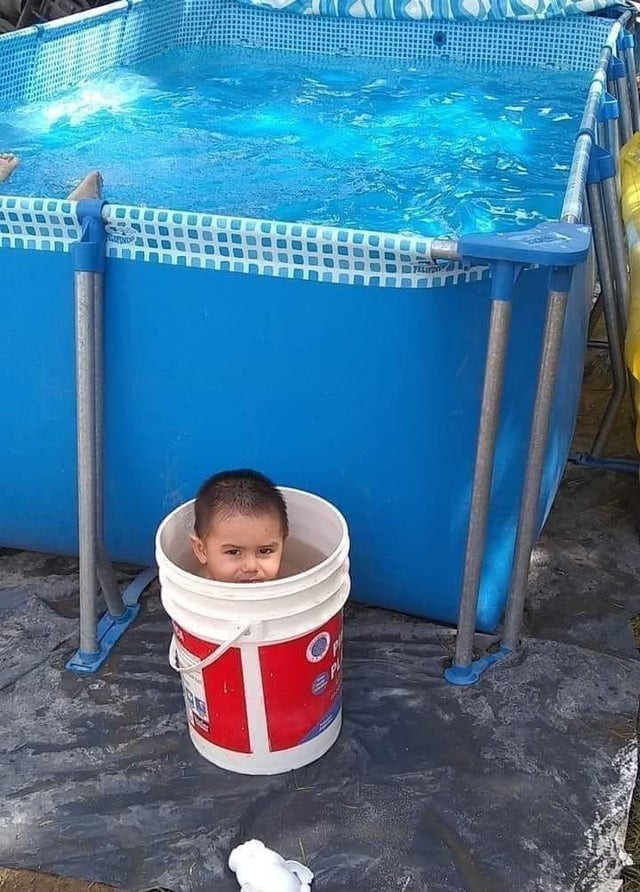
[168,623,250,674]
[156,487,350,776]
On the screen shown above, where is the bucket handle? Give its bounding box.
[169,623,250,674]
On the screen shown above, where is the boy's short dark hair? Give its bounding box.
[194,469,288,539]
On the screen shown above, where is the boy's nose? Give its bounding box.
[242,554,258,571]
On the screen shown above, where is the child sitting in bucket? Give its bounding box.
[190,469,288,583]
[0,152,102,199]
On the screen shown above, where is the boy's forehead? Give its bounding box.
[207,510,284,539]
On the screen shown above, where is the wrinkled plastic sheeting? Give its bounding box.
[0,567,637,892]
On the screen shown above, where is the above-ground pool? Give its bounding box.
[0,0,613,630]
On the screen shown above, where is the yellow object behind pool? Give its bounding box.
[620,132,640,448]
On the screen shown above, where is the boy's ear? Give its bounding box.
[190,533,208,565]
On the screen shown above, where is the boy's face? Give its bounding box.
[190,511,285,583]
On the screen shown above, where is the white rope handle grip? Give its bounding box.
[169,623,250,674]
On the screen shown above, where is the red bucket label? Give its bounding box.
[259,612,343,751]
[174,613,343,754]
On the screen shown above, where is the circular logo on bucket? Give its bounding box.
[311,672,330,696]
[306,632,331,663]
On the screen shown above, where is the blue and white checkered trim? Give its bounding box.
[103,204,489,286]
[0,197,79,251]
[0,196,489,288]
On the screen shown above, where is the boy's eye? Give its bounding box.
[259,548,274,556]
[225,549,241,556]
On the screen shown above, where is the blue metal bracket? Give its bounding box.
[587,144,616,185]
[618,31,634,52]
[549,264,572,294]
[66,567,157,674]
[486,260,522,301]
[459,221,591,269]
[72,199,106,273]
[598,91,620,123]
[609,55,626,82]
[569,453,640,474]
[444,646,512,686]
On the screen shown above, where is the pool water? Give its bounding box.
[0,46,587,236]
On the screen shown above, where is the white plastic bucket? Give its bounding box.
[156,487,350,775]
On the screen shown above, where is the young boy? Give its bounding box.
[190,469,288,584]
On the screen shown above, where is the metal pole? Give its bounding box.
[501,288,568,651]
[598,121,607,148]
[453,298,512,668]
[587,182,628,457]
[75,271,99,655]
[624,44,640,132]
[588,291,604,340]
[606,115,620,179]
[617,67,634,145]
[601,175,630,329]
[93,273,126,618]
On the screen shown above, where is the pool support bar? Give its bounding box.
[66,199,156,674]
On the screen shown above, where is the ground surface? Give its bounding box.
[0,349,638,892]
[0,868,112,890]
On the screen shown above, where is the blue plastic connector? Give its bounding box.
[487,260,520,302]
[444,646,512,686]
[619,32,634,51]
[550,265,573,294]
[587,144,616,186]
[458,221,591,269]
[72,199,106,274]
[66,567,157,674]
[598,91,620,122]
[610,55,626,81]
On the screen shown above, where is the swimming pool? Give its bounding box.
[0,0,627,648]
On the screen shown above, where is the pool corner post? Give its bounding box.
[500,222,591,656]
[444,259,516,687]
[66,200,154,675]
[442,223,591,685]
[585,145,627,458]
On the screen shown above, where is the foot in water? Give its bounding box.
[67,170,103,200]
[0,153,19,183]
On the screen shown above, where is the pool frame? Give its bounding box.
[0,0,635,681]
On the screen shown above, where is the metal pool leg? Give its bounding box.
[604,86,621,181]
[602,173,631,330]
[612,54,634,146]
[74,268,100,657]
[67,200,155,675]
[621,33,640,133]
[444,264,513,685]
[500,284,568,653]
[586,177,627,458]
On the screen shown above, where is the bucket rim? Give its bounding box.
[156,486,349,595]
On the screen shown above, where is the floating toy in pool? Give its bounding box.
[229,840,314,891]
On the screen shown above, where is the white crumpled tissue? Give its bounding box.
[228,839,314,891]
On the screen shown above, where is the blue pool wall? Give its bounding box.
[0,226,591,631]
[0,2,609,629]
